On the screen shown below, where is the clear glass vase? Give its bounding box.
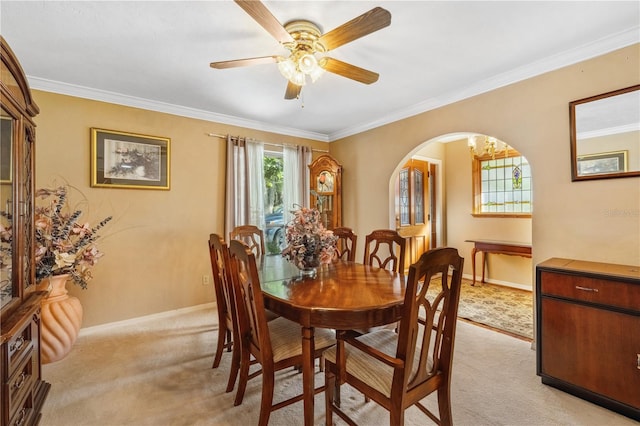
[299,254,320,278]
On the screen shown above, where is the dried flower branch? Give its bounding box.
[281,206,337,269]
[35,186,112,289]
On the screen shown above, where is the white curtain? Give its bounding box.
[282,145,312,223]
[224,136,265,239]
[246,140,265,229]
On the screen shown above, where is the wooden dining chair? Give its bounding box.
[363,229,406,274]
[332,227,357,262]
[208,233,240,393]
[227,240,336,426]
[230,225,265,257]
[324,247,464,426]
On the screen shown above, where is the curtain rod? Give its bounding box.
[206,132,328,153]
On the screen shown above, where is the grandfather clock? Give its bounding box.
[309,154,342,230]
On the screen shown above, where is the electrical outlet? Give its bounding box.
[202,275,211,285]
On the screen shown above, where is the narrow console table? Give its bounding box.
[465,239,532,286]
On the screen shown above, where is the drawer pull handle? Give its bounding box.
[15,408,26,426]
[575,286,598,293]
[13,372,26,390]
[10,336,25,352]
[637,354,640,370]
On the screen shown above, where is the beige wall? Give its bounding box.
[33,43,639,328]
[400,138,533,288]
[444,140,533,287]
[329,44,640,283]
[33,91,327,327]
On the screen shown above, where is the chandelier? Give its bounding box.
[468,135,510,159]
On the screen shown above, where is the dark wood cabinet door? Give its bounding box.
[540,297,640,408]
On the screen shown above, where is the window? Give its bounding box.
[472,151,532,217]
[263,152,284,254]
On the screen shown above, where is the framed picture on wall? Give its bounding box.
[90,128,171,190]
[576,150,628,176]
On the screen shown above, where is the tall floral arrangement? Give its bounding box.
[35,186,112,289]
[281,206,337,269]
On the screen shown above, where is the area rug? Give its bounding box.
[429,278,534,340]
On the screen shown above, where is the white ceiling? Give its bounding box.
[1,1,639,142]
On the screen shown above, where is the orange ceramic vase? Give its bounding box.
[36,274,83,364]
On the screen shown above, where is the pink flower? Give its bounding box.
[72,222,92,239]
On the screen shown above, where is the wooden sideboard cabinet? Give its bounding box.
[536,258,640,421]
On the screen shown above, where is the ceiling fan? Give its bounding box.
[210,0,391,100]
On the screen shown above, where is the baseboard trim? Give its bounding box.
[79,277,531,334]
[462,274,532,291]
[79,302,215,336]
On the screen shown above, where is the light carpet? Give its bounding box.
[40,305,635,426]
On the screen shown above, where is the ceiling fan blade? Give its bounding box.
[318,7,391,51]
[285,81,302,100]
[234,0,294,44]
[319,57,379,84]
[210,56,279,69]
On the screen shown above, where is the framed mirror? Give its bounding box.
[570,84,640,181]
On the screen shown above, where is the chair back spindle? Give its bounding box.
[363,229,406,274]
[332,227,357,262]
[230,225,266,257]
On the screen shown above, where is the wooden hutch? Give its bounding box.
[1,36,50,426]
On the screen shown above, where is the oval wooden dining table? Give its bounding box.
[258,257,406,426]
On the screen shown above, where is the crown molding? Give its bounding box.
[28,26,638,144]
[28,77,330,142]
[328,26,640,141]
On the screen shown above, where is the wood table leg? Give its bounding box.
[481,251,487,283]
[471,247,478,286]
[301,326,315,426]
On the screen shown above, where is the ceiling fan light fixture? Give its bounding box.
[308,65,325,83]
[298,53,317,73]
[277,57,296,80]
[290,69,307,86]
[278,51,324,86]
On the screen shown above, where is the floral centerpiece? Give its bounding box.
[35,186,112,289]
[281,206,337,271]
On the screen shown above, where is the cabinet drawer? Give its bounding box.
[8,389,34,426]
[7,348,36,422]
[6,320,35,374]
[540,271,640,312]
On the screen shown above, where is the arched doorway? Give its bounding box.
[388,132,535,339]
